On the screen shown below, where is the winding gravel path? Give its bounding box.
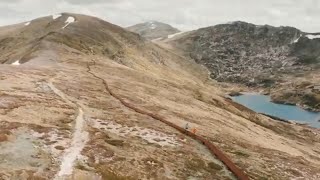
[48,80,89,179]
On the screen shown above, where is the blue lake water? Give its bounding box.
[231,94,320,128]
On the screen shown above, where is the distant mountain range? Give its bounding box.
[127,21,180,40]
[129,20,320,110]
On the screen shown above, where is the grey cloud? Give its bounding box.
[61,0,118,5]
[0,0,22,3]
[0,0,319,32]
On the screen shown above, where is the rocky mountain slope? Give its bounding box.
[165,21,320,111]
[127,21,180,40]
[0,14,320,180]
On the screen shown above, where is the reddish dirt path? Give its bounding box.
[87,60,249,180]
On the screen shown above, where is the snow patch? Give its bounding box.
[152,37,163,41]
[168,31,185,39]
[306,34,320,39]
[91,119,181,147]
[292,34,302,44]
[148,21,156,29]
[292,34,320,43]
[52,14,62,20]
[62,16,75,29]
[24,22,30,26]
[293,37,300,43]
[11,60,20,66]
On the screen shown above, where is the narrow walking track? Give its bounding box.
[86,60,249,180]
[48,80,89,179]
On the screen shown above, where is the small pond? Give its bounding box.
[231,94,320,128]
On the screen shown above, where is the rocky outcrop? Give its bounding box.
[167,21,320,87]
[166,21,320,110]
[271,81,320,111]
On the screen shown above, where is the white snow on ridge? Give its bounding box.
[168,31,185,39]
[292,34,320,44]
[11,60,20,66]
[150,24,156,29]
[24,22,30,26]
[306,34,320,39]
[148,21,156,29]
[293,37,300,43]
[292,34,302,44]
[62,16,75,29]
[52,14,62,20]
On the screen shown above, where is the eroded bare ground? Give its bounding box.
[0,48,320,180]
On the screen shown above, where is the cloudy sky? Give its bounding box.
[0,0,319,32]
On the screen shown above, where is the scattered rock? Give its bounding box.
[55,145,65,150]
[232,150,250,158]
[0,134,8,142]
[287,168,303,177]
[229,91,242,96]
[153,138,161,142]
[45,140,58,145]
[208,162,223,171]
[29,162,41,167]
[105,139,124,147]
[94,132,110,139]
